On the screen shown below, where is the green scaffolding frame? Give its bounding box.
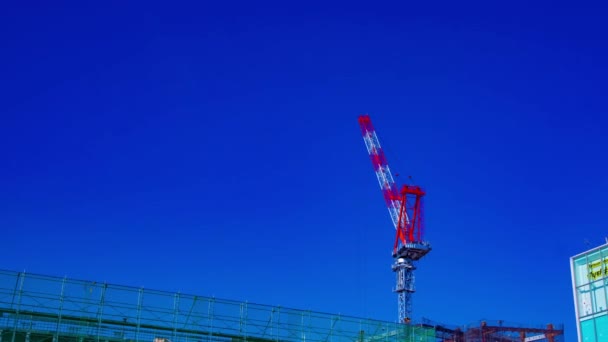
[0,270,434,342]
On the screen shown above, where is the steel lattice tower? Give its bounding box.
[358,114,431,324]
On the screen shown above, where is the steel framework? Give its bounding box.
[358,114,431,324]
[420,319,565,342]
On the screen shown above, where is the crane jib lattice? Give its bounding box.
[358,114,431,324]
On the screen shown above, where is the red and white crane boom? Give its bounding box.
[358,114,431,324]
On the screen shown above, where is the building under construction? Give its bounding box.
[0,270,563,342]
[0,115,564,342]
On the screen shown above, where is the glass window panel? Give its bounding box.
[581,319,596,342]
[579,285,594,317]
[596,314,608,342]
[575,256,591,286]
[593,280,607,313]
[576,257,587,285]
[588,251,605,283]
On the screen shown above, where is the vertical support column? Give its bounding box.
[96,284,107,342]
[393,254,423,324]
[269,308,274,340]
[135,288,144,342]
[275,307,280,342]
[55,277,67,342]
[172,293,180,342]
[11,272,25,342]
[207,298,215,342]
[398,291,406,324]
[403,263,415,324]
[300,312,305,342]
[393,259,409,324]
[239,301,248,342]
[327,315,332,342]
[306,311,312,342]
[334,315,341,342]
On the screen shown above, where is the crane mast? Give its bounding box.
[358,114,431,324]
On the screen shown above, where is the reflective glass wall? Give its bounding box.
[572,244,608,342]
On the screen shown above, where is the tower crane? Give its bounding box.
[358,114,431,324]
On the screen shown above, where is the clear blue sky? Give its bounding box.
[2,2,607,341]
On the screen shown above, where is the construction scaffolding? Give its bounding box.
[0,270,435,342]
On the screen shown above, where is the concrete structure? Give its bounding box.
[571,241,608,341]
